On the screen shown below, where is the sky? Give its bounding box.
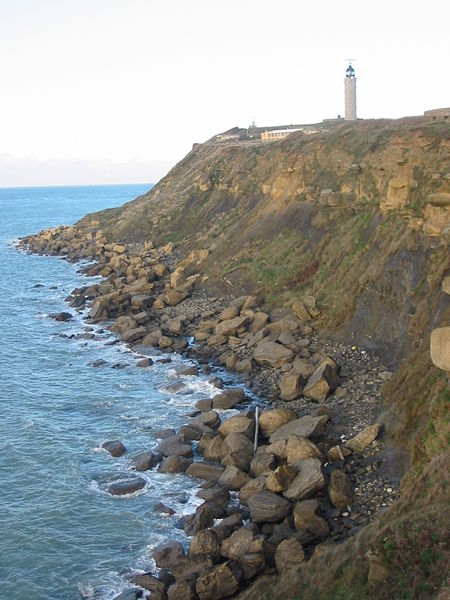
[0,0,449,187]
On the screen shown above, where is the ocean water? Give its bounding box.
[0,185,232,599]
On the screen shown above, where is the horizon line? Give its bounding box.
[0,182,154,190]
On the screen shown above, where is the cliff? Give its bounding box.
[52,116,450,597]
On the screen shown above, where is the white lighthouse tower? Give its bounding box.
[345,63,357,120]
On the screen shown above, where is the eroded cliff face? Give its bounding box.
[83,117,449,368]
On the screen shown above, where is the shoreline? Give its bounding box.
[17,225,408,600]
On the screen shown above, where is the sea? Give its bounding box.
[0,184,239,599]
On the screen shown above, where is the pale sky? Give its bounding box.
[0,0,448,187]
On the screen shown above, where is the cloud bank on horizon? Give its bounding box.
[0,0,448,187]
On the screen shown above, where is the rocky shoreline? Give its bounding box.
[17,224,407,600]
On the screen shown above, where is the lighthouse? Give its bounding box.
[345,63,357,120]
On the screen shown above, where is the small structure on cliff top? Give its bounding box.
[345,62,357,121]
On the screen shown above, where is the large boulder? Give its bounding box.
[221,433,254,471]
[221,527,254,560]
[430,327,450,371]
[279,372,304,401]
[189,529,220,561]
[186,463,225,482]
[157,438,193,458]
[108,477,146,496]
[216,316,250,337]
[195,561,242,600]
[218,466,251,490]
[131,450,155,471]
[345,424,380,452]
[275,538,305,574]
[249,453,276,478]
[283,458,325,501]
[102,440,126,457]
[248,490,291,523]
[212,389,246,410]
[204,436,225,462]
[303,357,339,402]
[286,436,322,463]
[269,415,328,443]
[328,469,353,509]
[129,574,166,598]
[239,476,266,505]
[121,326,147,344]
[265,465,297,492]
[253,342,293,368]
[293,499,330,543]
[259,408,297,437]
[153,541,185,569]
[218,415,254,439]
[159,455,192,473]
[168,580,196,600]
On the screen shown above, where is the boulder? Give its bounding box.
[254,341,293,368]
[279,372,304,401]
[275,538,305,576]
[216,316,249,337]
[292,300,312,321]
[168,580,196,600]
[130,574,166,598]
[218,466,251,490]
[159,455,192,473]
[293,499,329,542]
[303,357,339,402]
[221,527,254,560]
[327,445,352,462]
[286,436,322,463]
[239,476,266,505]
[108,477,146,496]
[102,440,126,457]
[219,306,239,321]
[283,458,325,501]
[136,358,153,368]
[248,490,291,523]
[259,408,297,437]
[430,327,450,371]
[265,465,297,492]
[153,541,185,569]
[157,438,193,458]
[266,440,287,460]
[212,388,246,410]
[113,589,143,600]
[248,312,269,334]
[197,485,230,509]
[345,424,380,452]
[195,561,242,600]
[204,436,225,461]
[328,469,353,509]
[121,326,147,344]
[218,415,254,439]
[238,553,266,580]
[131,450,155,471]
[269,415,328,443]
[170,556,213,582]
[189,529,220,561]
[164,289,187,306]
[186,463,225,482]
[50,311,73,322]
[249,453,276,478]
[292,357,315,379]
[111,315,137,333]
[186,503,215,535]
[192,411,221,429]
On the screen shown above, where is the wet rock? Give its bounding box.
[218,415,254,439]
[154,428,176,440]
[328,469,353,509]
[186,463,225,483]
[254,341,293,368]
[131,450,155,471]
[189,529,220,561]
[197,485,230,509]
[136,358,153,368]
[286,436,322,463]
[108,477,146,496]
[265,465,297,493]
[212,388,246,410]
[113,589,143,600]
[50,311,73,322]
[275,538,305,574]
[303,356,340,402]
[192,411,221,429]
[283,458,324,501]
[159,455,192,473]
[345,424,380,452]
[259,408,297,437]
[102,440,126,457]
[153,541,185,569]
[157,438,193,458]
[153,502,176,515]
[219,465,251,490]
[185,503,215,535]
[269,415,328,443]
[248,490,291,523]
[91,359,107,367]
[195,561,242,600]
[129,573,166,598]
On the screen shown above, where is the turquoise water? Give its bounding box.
[0,185,222,599]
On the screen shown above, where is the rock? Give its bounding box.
[216,315,250,337]
[130,574,166,598]
[223,432,254,459]
[254,341,293,368]
[154,428,176,439]
[259,408,297,437]
[266,440,287,460]
[195,561,242,600]
[50,311,73,321]
[430,327,450,371]
[249,453,275,477]
[238,552,266,580]
[293,499,319,528]
[187,503,215,535]
[269,415,328,443]
[197,485,230,509]
[328,469,353,509]
[303,357,339,402]
[279,372,304,401]
[168,580,195,600]
[131,450,155,471]
[153,502,175,515]
[218,415,254,439]
[275,538,305,574]
[286,436,322,463]
[248,490,291,523]
[327,445,352,462]
[442,275,450,295]
[153,541,185,569]
[239,476,266,505]
[218,466,251,490]
[221,527,254,560]
[235,358,252,373]
[248,312,269,333]
[265,465,297,492]
[113,589,143,600]
[136,358,153,368]
[345,424,380,452]
[189,529,220,561]
[292,300,312,321]
[159,335,173,348]
[121,326,147,344]
[212,388,246,410]
[157,438,193,458]
[159,455,192,473]
[164,289,187,306]
[292,357,315,379]
[108,477,146,496]
[192,411,221,429]
[196,399,213,412]
[283,458,324,501]
[186,463,225,482]
[219,306,239,321]
[204,436,225,461]
[102,440,126,457]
